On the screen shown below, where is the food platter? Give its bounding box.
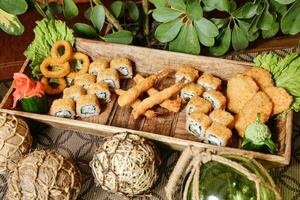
[0,38,292,166]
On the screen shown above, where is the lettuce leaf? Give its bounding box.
[24,18,75,79]
[254,52,300,112]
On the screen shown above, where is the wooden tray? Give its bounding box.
[0,38,292,166]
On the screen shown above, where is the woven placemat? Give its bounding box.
[0,47,299,200]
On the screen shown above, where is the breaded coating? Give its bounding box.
[180,83,204,102]
[197,73,222,91]
[235,91,273,137]
[264,86,293,116]
[203,90,226,109]
[205,122,232,146]
[186,96,212,115]
[175,66,199,83]
[245,67,274,90]
[226,74,259,114]
[209,109,235,129]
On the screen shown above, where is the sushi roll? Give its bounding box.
[175,66,199,84]
[180,83,204,102]
[203,90,226,109]
[87,82,111,103]
[89,58,109,76]
[186,96,212,115]
[63,85,86,102]
[110,57,133,79]
[76,94,101,117]
[197,73,222,91]
[97,68,120,89]
[49,98,76,119]
[66,72,76,86]
[209,109,235,129]
[186,112,212,140]
[74,74,96,90]
[205,122,232,146]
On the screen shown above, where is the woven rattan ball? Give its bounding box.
[6,150,82,200]
[0,112,32,174]
[90,132,161,197]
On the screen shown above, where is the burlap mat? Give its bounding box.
[0,47,299,200]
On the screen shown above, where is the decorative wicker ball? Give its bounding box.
[0,112,32,174]
[6,150,82,200]
[90,132,161,197]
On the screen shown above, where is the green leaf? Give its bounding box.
[0,8,24,35]
[0,0,28,15]
[48,2,63,15]
[196,29,215,47]
[281,1,300,35]
[274,0,295,5]
[152,7,182,23]
[111,1,124,18]
[262,21,279,39]
[258,6,274,31]
[155,18,183,42]
[209,25,231,56]
[270,0,287,16]
[169,23,200,55]
[186,0,202,20]
[229,0,237,12]
[149,0,168,8]
[211,18,228,29]
[232,23,249,51]
[169,0,186,11]
[102,30,133,44]
[45,8,54,19]
[73,23,97,38]
[126,1,139,21]
[63,0,79,19]
[232,2,258,19]
[90,5,105,31]
[194,17,219,37]
[202,0,230,12]
[84,7,92,20]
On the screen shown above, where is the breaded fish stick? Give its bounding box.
[132,81,185,119]
[115,89,156,119]
[117,69,169,107]
[134,74,182,112]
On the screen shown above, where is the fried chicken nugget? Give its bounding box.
[226,74,259,114]
[245,67,274,90]
[264,86,293,116]
[235,91,273,137]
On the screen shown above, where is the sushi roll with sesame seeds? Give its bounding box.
[186,96,212,115]
[74,74,96,90]
[97,68,120,89]
[89,58,109,76]
[175,66,199,84]
[87,82,111,103]
[180,83,204,102]
[186,112,212,140]
[209,109,235,129]
[63,85,86,102]
[110,57,133,79]
[197,73,222,91]
[205,122,232,146]
[50,98,76,119]
[203,90,226,109]
[76,94,101,117]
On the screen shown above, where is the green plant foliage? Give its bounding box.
[281,0,300,35]
[0,8,24,35]
[111,1,124,18]
[102,30,133,44]
[209,25,231,56]
[90,5,105,31]
[155,18,183,43]
[73,23,97,38]
[0,0,27,15]
[111,0,139,22]
[63,0,79,19]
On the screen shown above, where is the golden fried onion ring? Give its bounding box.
[51,40,73,63]
[41,77,67,95]
[69,52,90,74]
[40,57,71,78]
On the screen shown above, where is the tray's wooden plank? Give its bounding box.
[76,38,253,80]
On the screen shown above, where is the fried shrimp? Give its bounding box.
[117,69,170,107]
[226,74,259,114]
[235,91,273,137]
[51,40,73,63]
[134,74,182,112]
[264,86,293,116]
[41,77,67,95]
[40,57,71,78]
[132,81,185,119]
[69,52,90,75]
[245,67,274,90]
